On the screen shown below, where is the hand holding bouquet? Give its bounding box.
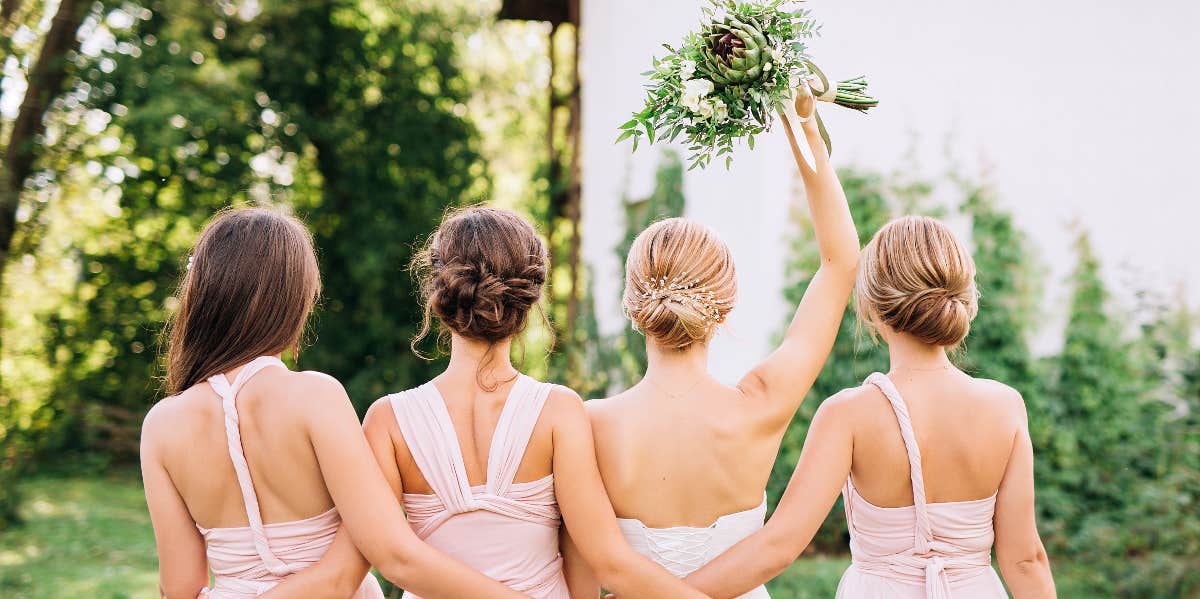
[616,0,877,170]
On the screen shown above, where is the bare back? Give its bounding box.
[149,366,338,529]
[588,379,785,528]
[846,369,1022,508]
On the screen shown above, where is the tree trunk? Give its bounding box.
[0,0,87,288]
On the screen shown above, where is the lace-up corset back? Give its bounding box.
[199,356,382,598]
[835,372,1005,599]
[388,375,568,599]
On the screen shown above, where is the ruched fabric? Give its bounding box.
[389,375,568,599]
[835,372,1006,599]
[200,356,383,598]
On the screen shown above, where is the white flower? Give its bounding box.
[679,60,696,80]
[769,48,785,64]
[763,62,773,72]
[680,78,714,112]
[713,98,729,123]
[696,101,715,120]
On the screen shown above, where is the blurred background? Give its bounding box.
[0,0,1196,597]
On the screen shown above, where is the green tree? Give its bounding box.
[247,1,486,409]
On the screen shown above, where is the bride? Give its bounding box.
[567,82,859,598]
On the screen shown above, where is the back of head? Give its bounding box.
[413,206,549,348]
[856,215,978,347]
[623,218,736,350]
[165,207,321,395]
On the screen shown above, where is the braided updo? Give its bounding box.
[623,218,736,350]
[855,215,979,347]
[412,206,549,350]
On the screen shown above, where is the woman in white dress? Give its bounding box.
[569,83,859,598]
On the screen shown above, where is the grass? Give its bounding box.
[0,471,1101,598]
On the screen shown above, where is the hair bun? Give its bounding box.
[623,219,736,350]
[856,216,979,347]
[414,207,549,346]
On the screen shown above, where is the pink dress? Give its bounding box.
[199,356,384,598]
[387,375,569,599]
[835,373,1007,599]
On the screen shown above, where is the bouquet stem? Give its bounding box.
[805,60,878,113]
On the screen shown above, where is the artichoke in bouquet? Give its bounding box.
[703,17,770,85]
[618,0,877,170]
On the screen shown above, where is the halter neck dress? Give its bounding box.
[387,375,568,599]
[198,356,383,598]
[616,497,770,598]
[836,372,1007,599]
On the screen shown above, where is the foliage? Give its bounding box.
[618,0,819,170]
[246,1,486,409]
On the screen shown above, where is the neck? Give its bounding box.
[643,340,710,387]
[446,334,518,387]
[885,332,953,373]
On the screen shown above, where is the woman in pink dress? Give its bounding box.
[141,208,526,598]
[677,216,1057,598]
[334,206,704,598]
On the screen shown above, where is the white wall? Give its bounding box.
[582,0,1200,382]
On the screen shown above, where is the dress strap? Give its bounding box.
[207,356,293,576]
[864,372,934,554]
[389,384,476,512]
[486,376,553,496]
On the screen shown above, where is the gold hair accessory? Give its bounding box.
[639,274,731,326]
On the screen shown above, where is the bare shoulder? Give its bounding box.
[540,384,590,431]
[967,376,1028,424]
[363,392,402,435]
[819,384,880,415]
[142,386,211,445]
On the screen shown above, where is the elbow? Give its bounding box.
[589,550,631,589]
[161,581,207,599]
[762,526,804,577]
[375,545,420,589]
[1000,546,1053,586]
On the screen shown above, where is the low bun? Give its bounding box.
[856,216,978,347]
[413,207,549,348]
[623,219,736,350]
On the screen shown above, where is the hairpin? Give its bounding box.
[639,274,731,326]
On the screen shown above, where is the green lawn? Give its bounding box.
[0,472,1093,598]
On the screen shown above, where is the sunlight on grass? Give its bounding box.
[0,471,160,599]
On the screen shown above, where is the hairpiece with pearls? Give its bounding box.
[639,274,731,327]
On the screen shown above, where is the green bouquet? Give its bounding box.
[616,0,877,170]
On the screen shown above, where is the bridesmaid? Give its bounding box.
[573,82,859,598]
[141,208,525,598]
[354,207,706,598]
[679,216,1057,598]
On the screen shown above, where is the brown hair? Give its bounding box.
[411,206,549,353]
[164,207,321,394]
[622,218,736,350]
[855,215,978,347]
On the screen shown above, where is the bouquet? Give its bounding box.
[616,0,877,170]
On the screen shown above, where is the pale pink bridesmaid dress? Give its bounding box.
[835,373,1008,599]
[388,374,569,599]
[198,356,384,598]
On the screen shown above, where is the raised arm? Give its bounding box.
[682,392,856,598]
[994,397,1056,598]
[547,387,709,599]
[141,404,211,599]
[300,373,527,599]
[737,85,860,424]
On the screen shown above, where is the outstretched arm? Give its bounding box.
[738,84,860,426]
[994,397,1055,598]
[682,393,855,598]
[548,387,709,599]
[301,374,527,598]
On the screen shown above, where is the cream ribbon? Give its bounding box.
[780,82,819,173]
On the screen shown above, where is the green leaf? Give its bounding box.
[747,134,755,150]
[615,129,635,144]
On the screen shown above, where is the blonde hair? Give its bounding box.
[856,215,978,347]
[623,218,736,350]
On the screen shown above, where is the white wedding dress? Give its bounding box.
[616,495,771,598]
